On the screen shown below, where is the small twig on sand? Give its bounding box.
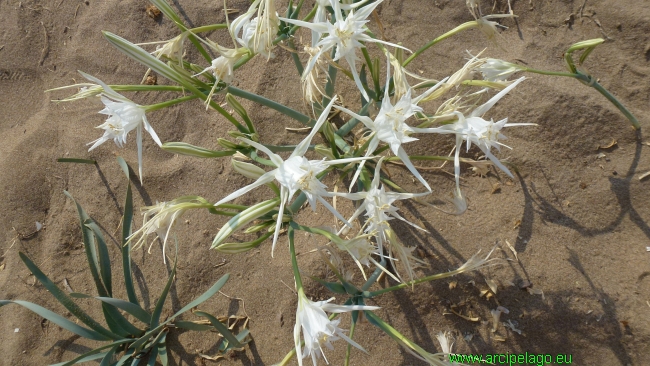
[39,22,49,66]
[219,291,250,319]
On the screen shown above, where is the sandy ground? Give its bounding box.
[1,0,649,365]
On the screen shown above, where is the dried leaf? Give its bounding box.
[485,278,498,294]
[63,278,74,293]
[598,139,617,149]
[448,281,457,290]
[493,335,507,342]
[0,263,5,271]
[504,319,522,334]
[505,239,518,261]
[449,305,480,322]
[639,171,650,181]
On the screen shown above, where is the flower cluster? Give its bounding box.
[49,0,625,364]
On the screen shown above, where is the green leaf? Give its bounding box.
[64,191,109,297]
[172,321,214,331]
[122,183,139,305]
[211,199,279,249]
[215,231,273,254]
[18,252,120,340]
[99,344,120,366]
[69,294,150,325]
[169,274,230,319]
[103,32,188,87]
[116,156,130,180]
[148,0,183,25]
[1,300,109,342]
[308,277,347,294]
[157,333,169,366]
[57,158,97,164]
[151,259,176,329]
[84,220,112,297]
[194,311,243,348]
[161,142,236,158]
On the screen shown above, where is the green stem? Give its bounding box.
[288,226,303,290]
[287,39,304,76]
[581,75,640,129]
[144,95,197,112]
[403,21,477,67]
[336,103,370,137]
[522,67,577,78]
[523,68,640,129]
[361,255,386,292]
[188,24,228,34]
[227,86,313,125]
[367,264,479,297]
[344,318,357,366]
[361,47,379,98]
[110,85,185,92]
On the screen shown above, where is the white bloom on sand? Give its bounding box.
[476,14,515,44]
[79,71,162,184]
[294,290,379,366]
[280,0,409,102]
[230,0,279,59]
[334,59,448,191]
[214,97,371,255]
[128,196,212,262]
[478,58,525,82]
[336,159,428,281]
[427,77,536,204]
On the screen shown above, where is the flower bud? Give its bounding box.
[231,158,265,180]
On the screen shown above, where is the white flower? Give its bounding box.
[79,72,162,184]
[280,0,409,102]
[427,77,535,200]
[294,290,378,366]
[214,96,371,255]
[230,0,279,59]
[335,159,428,281]
[334,59,447,191]
[478,58,525,82]
[476,14,515,43]
[195,45,248,86]
[128,196,212,262]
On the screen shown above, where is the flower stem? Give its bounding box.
[402,21,477,67]
[523,68,640,129]
[288,225,303,291]
[366,265,477,297]
[144,95,197,112]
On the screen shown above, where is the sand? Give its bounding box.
[1,0,649,365]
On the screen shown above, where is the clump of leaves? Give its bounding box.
[0,158,250,365]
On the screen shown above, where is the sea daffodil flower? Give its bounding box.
[294,289,379,366]
[79,71,162,184]
[214,96,371,255]
[280,0,409,102]
[335,159,428,281]
[427,77,536,201]
[334,60,448,191]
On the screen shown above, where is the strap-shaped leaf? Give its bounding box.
[150,257,176,329]
[211,199,279,249]
[161,142,236,158]
[121,180,139,306]
[169,274,230,319]
[70,294,150,325]
[157,332,169,366]
[64,191,109,297]
[18,252,120,340]
[84,220,112,297]
[172,321,213,331]
[116,156,130,180]
[102,32,187,87]
[99,344,120,366]
[194,311,242,348]
[0,300,108,342]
